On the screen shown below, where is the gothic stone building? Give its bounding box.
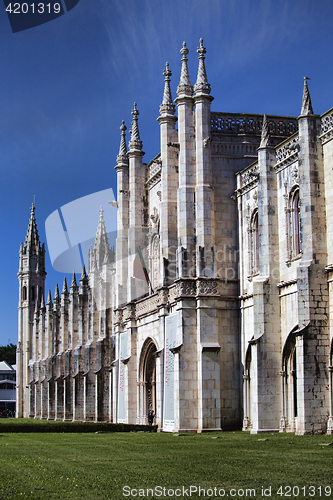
[17,40,333,434]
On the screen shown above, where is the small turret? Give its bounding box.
[79,264,89,295]
[54,283,60,304]
[260,114,271,148]
[160,62,176,116]
[46,289,53,308]
[23,203,42,254]
[115,120,130,306]
[127,102,147,301]
[194,38,211,96]
[177,42,193,97]
[62,276,68,295]
[91,206,112,270]
[129,103,143,152]
[117,121,129,166]
[300,77,314,116]
[158,62,178,285]
[193,38,215,276]
[71,271,78,289]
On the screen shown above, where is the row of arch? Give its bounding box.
[244,331,333,432]
[22,285,43,302]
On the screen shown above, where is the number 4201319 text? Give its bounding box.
[5,3,62,14]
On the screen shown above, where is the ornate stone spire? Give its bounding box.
[40,293,45,309]
[54,283,60,301]
[194,38,211,95]
[160,62,176,115]
[46,289,52,306]
[80,265,88,283]
[260,114,271,148]
[24,203,41,253]
[62,276,68,294]
[129,103,143,150]
[177,42,193,97]
[93,206,112,267]
[116,121,128,166]
[300,77,313,116]
[79,264,88,294]
[71,271,77,288]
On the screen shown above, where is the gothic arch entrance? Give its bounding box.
[281,330,297,432]
[138,339,157,424]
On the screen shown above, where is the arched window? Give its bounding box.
[22,286,27,301]
[250,210,259,275]
[291,189,301,257]
[287,187,301,262]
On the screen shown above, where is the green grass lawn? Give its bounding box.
[0,429,332,499]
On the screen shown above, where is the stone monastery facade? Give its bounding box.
[17,40,333,434]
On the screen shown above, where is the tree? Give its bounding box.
[0,343,16,366]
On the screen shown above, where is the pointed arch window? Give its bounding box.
[250,210,259,275]
[288,187,301,261]
[281,333,298,432]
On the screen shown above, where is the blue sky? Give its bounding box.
[0,0,332,347]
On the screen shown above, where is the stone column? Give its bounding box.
[175,42,196,278]
[115,122,130,306]
[127,104,147,301]
[158,63,178,285]
[194,39,215,277]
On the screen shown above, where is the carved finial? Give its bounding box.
[194,38,211,95]
[129,103,143,150]
[93,205,112,267]
[177,41,193,97]
[40,293,45,309]
[116,120,128,166]
[24,203,41,253]
[300,77,313,116]
[46,289,52,306]
[160,62,176,115]
[260,114,270,148]
[54,283,60,300]
[62,276,68,294]
[80,264,88,280]
[71,271,77,288]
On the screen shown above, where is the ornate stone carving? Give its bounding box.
[238,164,259,194]
[124,303,136,321]
[158,288,169,306]
[114,309,123,325]
[196,279,218,295]
[320,109,333,144]
[168,284,177,303]
[211,112,298,137]
[136,294,159,318]
[146,159,162,189]
[275,135,299,169]
[176,279,196,297]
